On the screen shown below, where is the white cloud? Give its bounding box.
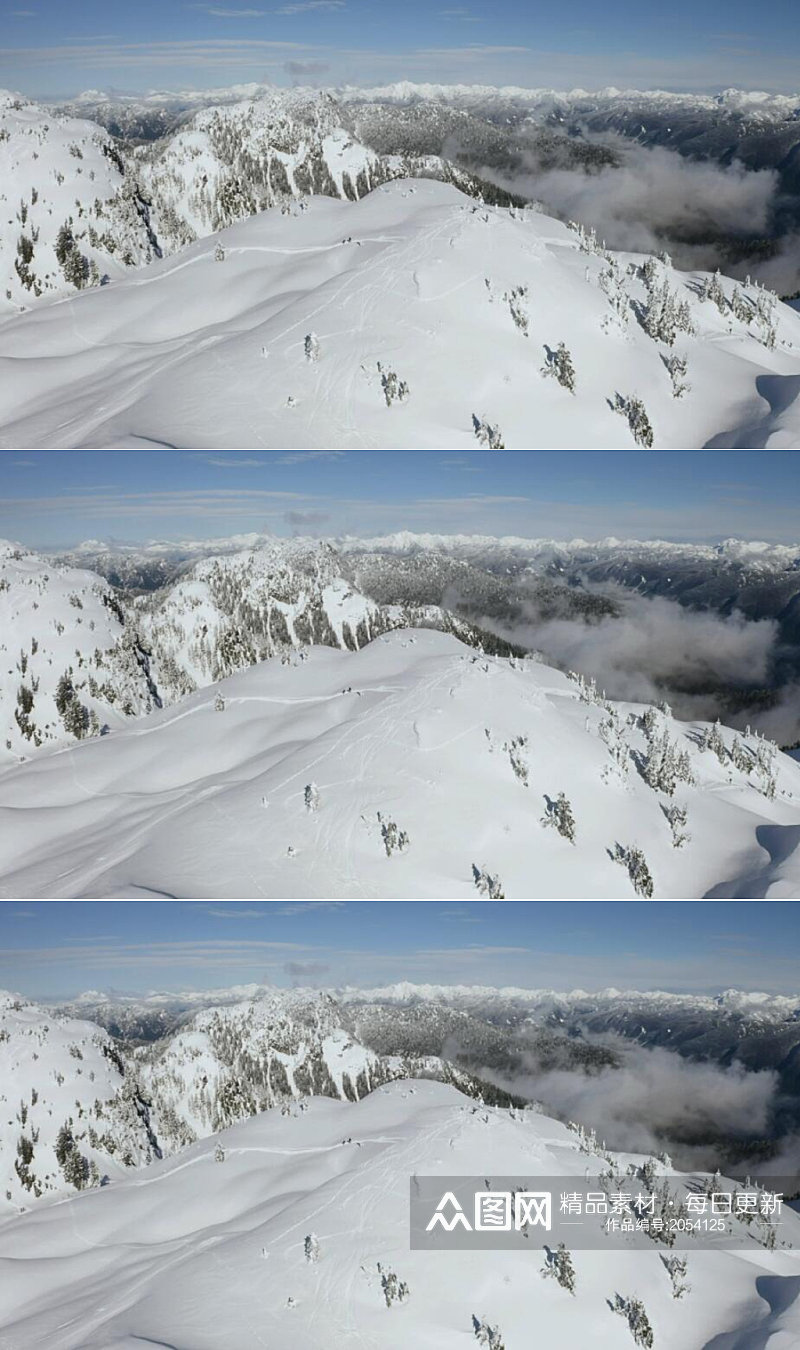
[275,1,344,11]
[273,450,346,464]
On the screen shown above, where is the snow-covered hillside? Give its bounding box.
[133,990,507,1153]
[133,539,516,703]
[0,537,519,759]
[0,540,158,764]
[0,90,158,316]
[133,91,508,254]
[1,177,798,447]
[0,1079,797,1350]
[0,628,797,898]
[0,988,515,1209]
[0,991,159,1212]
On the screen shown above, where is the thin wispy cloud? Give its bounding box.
[205,457,266,468]
[2,930,798,994]
[275,1,345,12]
[199,906,270,918]
[439,457,483,472]
[273,901,345,915]
[274,451,346,464]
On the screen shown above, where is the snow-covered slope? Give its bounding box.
[0,537,522,757]
[1,177,798,448]
[0,540,158,764]
[0,988,515,1209]
[0,1079,797,1350]
[0,628,798,899]
[0,90,158,315]
[133,539,515,702]
[0,990,159,1212]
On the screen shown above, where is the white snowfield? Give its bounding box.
[1,177,799,448]
[0,627,798,899]
[0,1079,797,1350]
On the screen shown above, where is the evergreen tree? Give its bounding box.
[612,1294,654,1348]
[472,415,504,448]
[63,696,90,739]
[542,342,576,392]
[542,792,576,843]
[62,246,90,289]
[661,1253,689,1298]
[55,222,75,266]
[472,864,504,898]
[613,844,654,898]
[54,1122,74,1166]
[542,1243,576,1294]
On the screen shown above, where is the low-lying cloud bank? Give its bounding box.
[478,1036,783,1172]
[460,583,800,746]
[470,133,800,294]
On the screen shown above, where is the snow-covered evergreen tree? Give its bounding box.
[377,1263,410,1307]
[612,1294,654,1348]
[472,864,504,899]
[472,414,504,448]
[542,342,576,393]
[613,393,654,447]
[661,1253,689,1299]
[542,791,576,843]
[613,844,654,898]
[542,1243,576,1294]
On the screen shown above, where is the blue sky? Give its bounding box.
[2,449,799,546]
[2,0,799,97]
[1,900,798,996]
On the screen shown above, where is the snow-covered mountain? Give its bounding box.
[0,90,158,316]
[0,539,158,763]
[0,627,797,898]
[132,539,521,703]
[1,177,798,447]
[0,990,159,1210]
[0,537,520,762]
[0,86,517,315]
[337,532,800,651]
[132,990,516,1154]
[0,1077,797,1349]
[0,987,518,1210]
[132,90,517,255]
